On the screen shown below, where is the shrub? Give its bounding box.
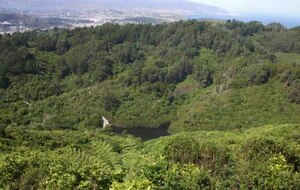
[242,155,300,189]
[165,136,200,164]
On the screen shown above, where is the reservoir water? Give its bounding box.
[111,125,170,141]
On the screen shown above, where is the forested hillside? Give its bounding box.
[0,20,300,189]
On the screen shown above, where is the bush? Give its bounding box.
[112,157,212,190]
[287,79,300,104]
[165,136,200,164]
[0,150,49,190]
[242,155,300,189]
[102,93,121,112]
[165,136,234,178]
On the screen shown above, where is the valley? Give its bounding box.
[0,19,299,189]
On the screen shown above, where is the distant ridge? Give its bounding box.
[0,0,228,16]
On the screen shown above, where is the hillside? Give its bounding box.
[0,20,300,189]
[0,20,299,131]
[0,12,80,30]
[0,0,227,16]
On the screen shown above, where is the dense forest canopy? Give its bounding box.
[0,20,299,130]
[0,20,300,189]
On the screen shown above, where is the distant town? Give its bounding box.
[0,8,184,34]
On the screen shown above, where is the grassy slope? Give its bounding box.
[2,71,299,133]
[170,78,300,132]
[1,47,299,133]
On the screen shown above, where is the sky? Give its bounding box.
[189,0,300,18]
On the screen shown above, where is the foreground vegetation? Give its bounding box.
[0,124,300,189]
[0,20,300,189]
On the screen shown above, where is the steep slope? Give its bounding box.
[0,20,299,132]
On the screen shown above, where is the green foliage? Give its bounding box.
[0,150,50,190]
[0,20,300,189]
[112,157,211,190]
[241,154,300,189]
[146,125,300,189]
[0,124,300,189]
[102,92,121,112]
[192,48,217,87]
[256,155,300,189]
[165,136,200,164]
[1,20,300,131]
[45,143,123,190]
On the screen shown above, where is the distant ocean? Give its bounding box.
[187,14,300,28]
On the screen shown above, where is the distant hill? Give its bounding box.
[0,0,228,16]
[0,11,92,33]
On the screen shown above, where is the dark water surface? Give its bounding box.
[111,125,170,141]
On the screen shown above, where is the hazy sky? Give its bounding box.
[190,0,300,18]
